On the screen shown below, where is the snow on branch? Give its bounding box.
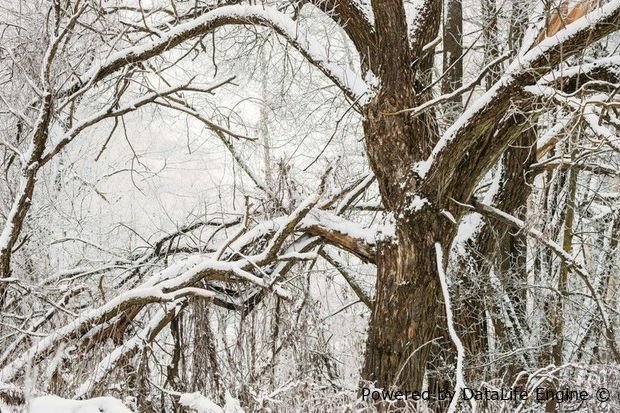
[75,305,176,398]
[42,76,236,165]
[302,210,378,263]
[414,0,620,181]
[253,194,322,266]
[582,107,620,154]
[536,116,573,159]
[434,242,467,413]
[0,281,216,382]
[524,84,620,154]
[517,1,620,73]
[28,395,134,413]
[539,56,620,88]
[0,188,381,383]
[470,199,620,363]
[179,390,244,413]
[66,5,369,104]
[222,208,378,265]
[0,165,383,388]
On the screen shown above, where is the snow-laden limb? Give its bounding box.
[67,6,368,103]
[3,193,368,382]
[251,194,321,266]
[74,305,176,399]
[150,195,324,289]
[451,213,483,256]
[539,56,620,87]
[536,116,573,159]
[302,210,378,263]
[223,208,379,265]
[0,280,217,382]
[524,84,620,154]
[515,1,620,72]
[582,107,620,153]
[39,3,88,86]
[179,392,224,413]
[414,0,620,180]
[517,0,547,54]
[434,243,467,413]
[471,199,620,363]
[219,194,322,264]
[0,170,377,388]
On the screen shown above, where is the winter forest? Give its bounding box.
[0,0,620,412]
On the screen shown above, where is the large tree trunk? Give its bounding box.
[359,0,449,397]
[357,0,620,401]
[362,215,454,391]
[360,79,452,398]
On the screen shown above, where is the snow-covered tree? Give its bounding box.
[1,0,620,411]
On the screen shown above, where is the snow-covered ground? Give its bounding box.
[1,393,243,413]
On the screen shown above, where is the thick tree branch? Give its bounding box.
[368,0,411,87]
[408,0,442,63]
[305,0,375,69]
[418,1,620,206]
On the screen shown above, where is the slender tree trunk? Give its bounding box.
[482,0,500,89]
[442,0,463,113]
[551,160,577,365]
[191,300,223,404]
[260,43,273,190]
[545,150,577,413]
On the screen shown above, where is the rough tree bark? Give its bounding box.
[360,0,447,393]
